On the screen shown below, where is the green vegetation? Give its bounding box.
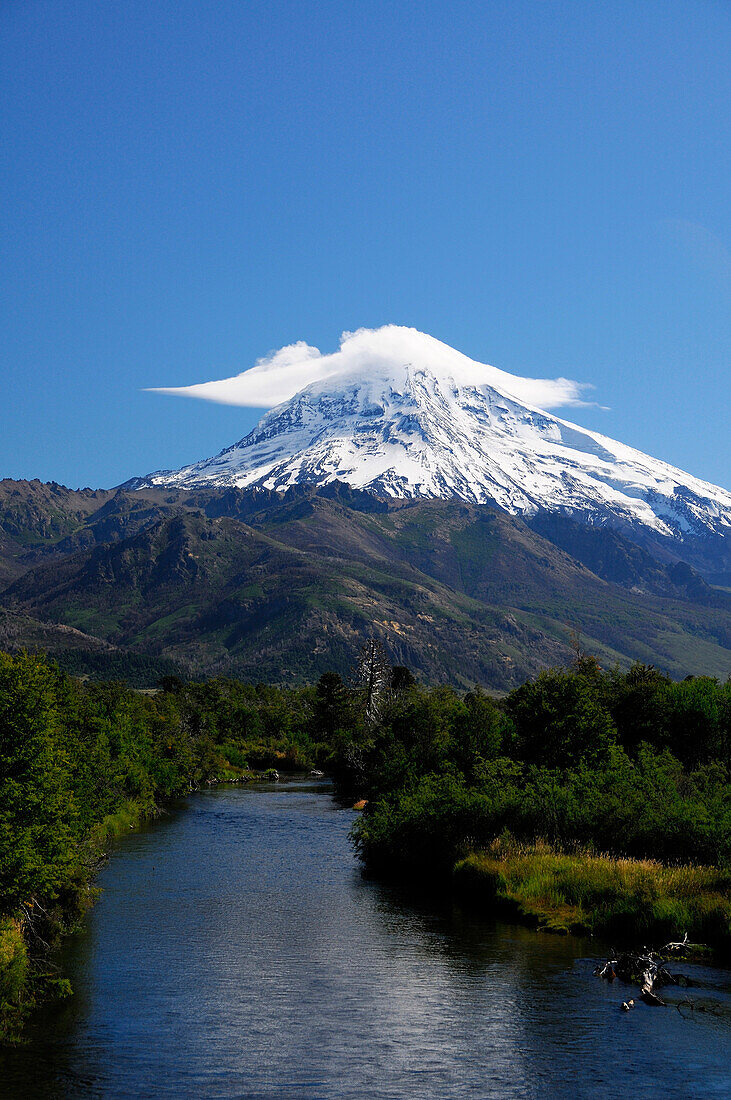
[2,481,730,688]
[0,920,27,1015]
[348,657,731,952]
[1,642,729,1040]
[0,652,329,1039]
[454,841,731,943]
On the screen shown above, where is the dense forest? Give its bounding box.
[1,647,730,1039]
[349,654,731,869]
[346,653,731,951]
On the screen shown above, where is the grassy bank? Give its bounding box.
[0,772,291,1042]
[0,652,338,1041]
[4,649,730,1037]
[0,798,156,1041]
[454,838,731,950]
[0,919,28,1034]
[347,660,731,959]
[86,798,156,848]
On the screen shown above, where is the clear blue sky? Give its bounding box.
[2,0,729,489]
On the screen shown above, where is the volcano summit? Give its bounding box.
[2,329,729,687]
[144,327,731,546]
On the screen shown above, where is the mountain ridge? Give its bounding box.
[1,479,729,687]
[2,322,729,687]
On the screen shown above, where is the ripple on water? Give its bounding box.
[2,781,730,1100]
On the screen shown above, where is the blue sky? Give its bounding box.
[2,0,729,489]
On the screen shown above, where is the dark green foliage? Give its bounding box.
[0,656,338,919]
[506,667,616,768]
[350,659,731,889]
[1,643,730,1035]
[52,649,188,687]
[606,662,671,753]
[313,672,351,739]
[0,654,75,909]
[391,666,416,694]
[0,652,341,1036]
[453,688,505,777]
[656,677,731,768]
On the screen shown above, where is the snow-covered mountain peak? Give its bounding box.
[143,327,731,543]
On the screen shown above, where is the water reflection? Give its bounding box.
[1,782,729,1099]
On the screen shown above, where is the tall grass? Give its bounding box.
[454,836,731,949]
[86,799,154,849]
[0,918,29,1039]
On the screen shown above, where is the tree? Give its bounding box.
[0,653,75,910]
[507,668,616,768]
[391,666,416,695]
[314,672,351,738]
[355,638,392,726]
[454,687,505,777]
[608,663,670,754]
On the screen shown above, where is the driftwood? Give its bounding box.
[640,967,666,1007]
[594,934,701,1010]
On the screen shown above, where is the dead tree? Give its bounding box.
[594,935,700,1009]
[356,637,392,726]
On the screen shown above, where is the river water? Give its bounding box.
[2,780,730,1099]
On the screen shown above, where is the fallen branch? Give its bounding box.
[640,967,665,1007]
[594,933,703,1011]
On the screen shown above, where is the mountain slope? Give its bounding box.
[141,328,731,554]
[3,508,566,685]
[3,485,730,687]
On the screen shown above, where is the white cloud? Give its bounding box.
[146,325,597,411]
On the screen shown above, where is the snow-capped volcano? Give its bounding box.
[144,327,731,542]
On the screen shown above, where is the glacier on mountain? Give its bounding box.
[144,326,731,541]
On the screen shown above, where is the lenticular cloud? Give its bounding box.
[147,325,594,411]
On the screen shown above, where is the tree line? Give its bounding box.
[347,655,731,873]
[1,645,730,1033]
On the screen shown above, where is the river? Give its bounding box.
[2,779,730,1098]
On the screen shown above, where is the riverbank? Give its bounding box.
[0,793,170,1040]
[0,770,294,1042]
[4,651,730,1046]
[4,781,730,1098]
[453,837,731,952]
[347,663,731,964]
[0,653,337,1042]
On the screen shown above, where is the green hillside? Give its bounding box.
[1,481,729,687]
